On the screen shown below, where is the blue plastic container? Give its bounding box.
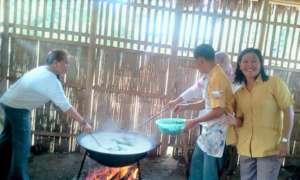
[155,118,185,135]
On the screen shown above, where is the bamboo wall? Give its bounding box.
[0,0,300,159]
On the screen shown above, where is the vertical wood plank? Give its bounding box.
[50,0,55,38]
[65,0,71,39]
[245,3,255,47]
[165,0,174,54]
[158,0,166,53]
[253,4,263,47]
[86,0,91,37]
[0,0,10,78]
[72,0,77,41]
[288,11,299,62]
[295,13,300,62]
[282,10,291,68]
[262,3,272,56]
[129,0,137,49]
[42,0,47,37]
[194,0,203,48]
[13,0,17,33]
[225,10,233,52]
[20,0,24,34]
[231,3,242,59]
[171,0,183,56]
[123,1,130,46]
[238,1,249,53]
[34,0,40,36]
[86,0,99,121]
[258,0,270,50]
[202,0,211,44]
[143,1,150,50]
[151,0,159,52]
[28,0,32,28]
[58,0,63,40]
[274,13,285,65]
[103,1,109,46]
[268,6,279,68]
[217,0,227,50]
[110,1,116,46]
[78,0,83,42]
[210,1,218,45]
[117,1,123,47]
[187,1,195,55]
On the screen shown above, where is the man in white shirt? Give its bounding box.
[0,49,92,180]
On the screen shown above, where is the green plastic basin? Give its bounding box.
[155,118,185,135]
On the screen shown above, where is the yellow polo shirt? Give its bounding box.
[207,64,233,112]
[196,64,234,157]
[206,65,236,145]
[235,76,293,157]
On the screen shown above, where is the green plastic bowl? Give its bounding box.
[155,118,185,135]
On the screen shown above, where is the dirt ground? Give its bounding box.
[28,152,187,180]
[28,152,300,180]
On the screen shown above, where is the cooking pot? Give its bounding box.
[77,131,158,167]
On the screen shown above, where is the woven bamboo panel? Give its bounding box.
[9,38,38,80]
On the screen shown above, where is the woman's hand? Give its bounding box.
[236,117,243,127]
[277,142,289,157]
[226,112,237,125]
[225,112,243,127]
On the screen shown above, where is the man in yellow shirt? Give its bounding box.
[229,48,294,180]
[182,44,234,180]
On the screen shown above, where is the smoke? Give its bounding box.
[100,118,121,132]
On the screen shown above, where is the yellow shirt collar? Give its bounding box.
[207,64,220,78]
[241,75,263,90]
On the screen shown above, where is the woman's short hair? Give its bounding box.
[46,49,69,65]
[234,48,269,84]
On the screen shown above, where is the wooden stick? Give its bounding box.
[138,106,169,128]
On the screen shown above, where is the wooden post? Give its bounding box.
[0,0,10,79]
[85,0,99,121]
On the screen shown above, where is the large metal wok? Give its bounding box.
[76,131,158,179]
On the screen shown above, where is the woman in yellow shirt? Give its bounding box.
[230,48,294,180]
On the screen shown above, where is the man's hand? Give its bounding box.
[167,99,178,109]
[174,104,188,114]
[183,119,198,132]
[80,120,92,133]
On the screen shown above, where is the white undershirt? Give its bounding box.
[180,76,205,102]
[0,66,72,112]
